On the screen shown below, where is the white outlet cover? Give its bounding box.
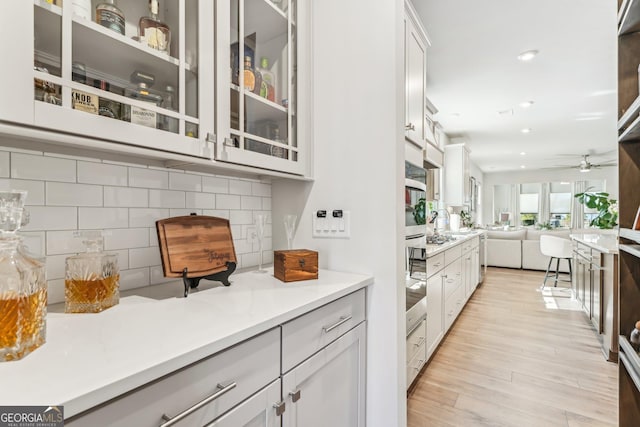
[312,210,350,238]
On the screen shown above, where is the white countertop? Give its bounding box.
[0,268,372,417]
[407,230,486,257]
[570,233,619,254]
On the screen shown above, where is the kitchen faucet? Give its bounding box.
[429,208,450,234]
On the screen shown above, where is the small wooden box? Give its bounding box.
[274,250,319,282]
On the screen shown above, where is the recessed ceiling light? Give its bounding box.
[520,152,526,155]
[521,128,532,134]
[520,165,526,169]
[517,50,539,62]
[497,108,514,116]
[519,100,534,108]
[449,112,461,117]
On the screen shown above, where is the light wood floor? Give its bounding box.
[407,267,618,427]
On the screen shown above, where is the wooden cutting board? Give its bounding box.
[156,215,237,278]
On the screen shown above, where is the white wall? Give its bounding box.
[482,167,618,226]
[272,0,406,426]
[0,142,272,304]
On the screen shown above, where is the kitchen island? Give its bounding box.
[570,233,619,361]
[0,268,372,425]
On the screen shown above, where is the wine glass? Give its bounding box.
[253,214,267,274]
[284,214,297,250]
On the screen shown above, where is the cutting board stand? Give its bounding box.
[181,263,236,297]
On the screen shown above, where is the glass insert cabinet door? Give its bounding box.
[2,0,213,158]
[216,0,304,175]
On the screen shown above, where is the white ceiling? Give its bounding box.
[413,0,618,173]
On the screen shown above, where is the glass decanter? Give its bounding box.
[65,231,119,313]
[0,190,47,362]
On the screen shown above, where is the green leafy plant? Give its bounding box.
[460,210,473,228]
[413,198,426,225]
[574,188,618,229]
[536,222,553,230]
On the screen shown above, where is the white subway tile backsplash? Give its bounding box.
[104,228,149,250]
[120,268,151,290]
[129,247,162,269]
[262,197,272,211]
[202,209,229,219]
[104,187,148,208]
[79,207,129,229]
[47,230,86,255]
[149,228,158,247]
[252,182,271,197]
[149,189,185,208]
[262,251,274,264]
[129,208,170,228]
[202,176,228,193]
[150,266,175,284]
[12,153,76,182]
[46,182,102,206]
[1,148,271,295]
[0,179,45,205]
[241,195,262,210]
[169,173,202,191]
[47,279,65,305]
[45,254,68,281]
[0,151,9,177]
[78,162,128,186]
[129,167,169,189]
[186,192,215,209]
[23,207,77,231]
[20,231,45,257]
[253,237,272,252]
[229,180,252,195]
[230,210,253,225]
[216,194,241,209]
[169,208,201,217]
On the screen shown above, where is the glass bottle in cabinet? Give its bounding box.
[0,191,47,362]
[139,0,171,54]
[95,0,125,35]
[224,0,299,172]
[122,70,163,128]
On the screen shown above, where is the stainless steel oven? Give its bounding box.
[405,239,426,334]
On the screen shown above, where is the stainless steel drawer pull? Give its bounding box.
[414,337,425,347]
[405,123,415,131]
[274,401,286,416]
[322,315,352,333]
[160,381,237,427]
[289,389,301,402]
[433,262,441,267]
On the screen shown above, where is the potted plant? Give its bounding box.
[574,188,618,229]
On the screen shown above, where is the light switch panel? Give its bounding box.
[313,210,350,238]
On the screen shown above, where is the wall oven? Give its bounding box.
[405,241,426,334]
[405,161,427,239]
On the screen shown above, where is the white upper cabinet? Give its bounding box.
[444,143,471,207]
[0,0,307,176]
[215,0,307,175]
[404,1,429,149]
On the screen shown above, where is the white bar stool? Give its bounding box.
[539,235,573,289]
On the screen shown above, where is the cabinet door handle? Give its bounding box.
[160,381,236,427]
[414,337,425,347]
[274,401,286,417]
[322,315,352,333]
[405,123,415,131]
[289,389,301,403]
[433,262,441,268]
[446,278,454,283]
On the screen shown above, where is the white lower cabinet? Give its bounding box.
[205,380,282,427]
[66,328,281,427]
[282,323,366,427]
[66,289,368,427]
[425,273,443,359]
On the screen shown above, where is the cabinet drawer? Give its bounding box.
[443,257,462,299]
[67,328,280,427]
[445,244,462,265]
[426,252,445,277]
[407,340,427,387]
[406,319,426,363]
[282,288,366,373]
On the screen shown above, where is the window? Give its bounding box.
[549,183,571,228]
[519,192,539,226]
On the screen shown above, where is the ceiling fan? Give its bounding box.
[545,151,617,172]
[576,154,616,172]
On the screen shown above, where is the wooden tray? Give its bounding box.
[156,215,237,279]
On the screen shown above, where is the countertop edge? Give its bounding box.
[423,231,485,258]
[570,234,619,254]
